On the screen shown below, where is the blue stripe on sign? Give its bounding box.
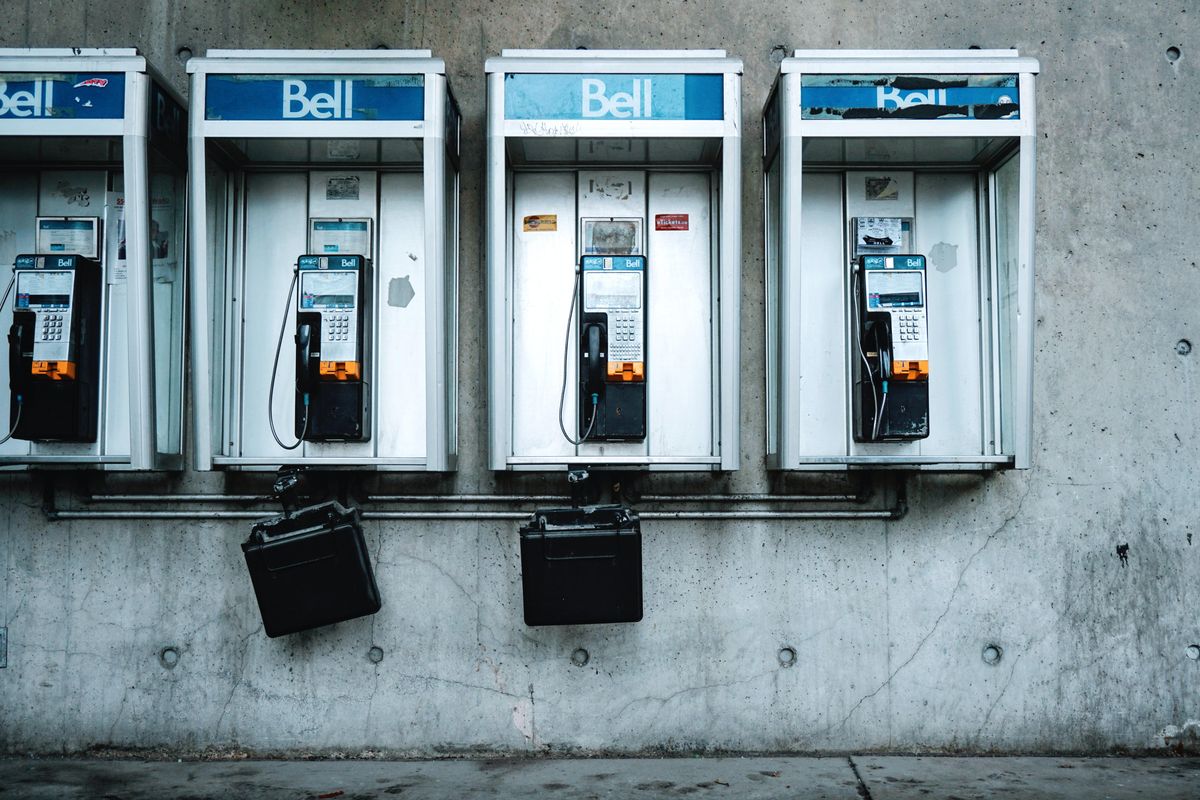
[205,75,424,121]
[800,74,1020,120]
[0,73,126,120]
[504,74,723,121]
[802,86,1018,109]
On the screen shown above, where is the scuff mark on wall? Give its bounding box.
[929,241,958,273]
[55,181,91,207]
[1116,543,1130,566]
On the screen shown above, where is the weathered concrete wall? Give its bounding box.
[1,0,1197,755]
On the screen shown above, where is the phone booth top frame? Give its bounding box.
[186,50,460,472]
[485,49,743,472]
[0,48,188,471]
[763,50,1040,471]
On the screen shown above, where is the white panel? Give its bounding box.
[914,172,984,456]
[796,172,850,457]
[511,172,577,459]
[204,165,230,460]
[306,171,378,225]
[303,171,377,460]
[575,169,646,460]
[0,172,37,457]
[374,171,426,458]
[764,158,781,461]
[36,170,107,218]
[238,172,308,458]
[647,171,712,458]
[845,170,914,223]
[101,283,131,457]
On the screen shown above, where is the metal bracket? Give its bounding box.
[567,469,592,507]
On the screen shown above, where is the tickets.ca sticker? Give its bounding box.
[523,214,557,232]
[655,213,688,231]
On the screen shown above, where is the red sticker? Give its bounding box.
[655,213,689,231]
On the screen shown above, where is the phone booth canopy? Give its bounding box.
[0,48,187,471]
[485,50,742,472]
[187,50,460,472]
[763,50,1039,471]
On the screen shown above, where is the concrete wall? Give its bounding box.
[1,0,1198,755]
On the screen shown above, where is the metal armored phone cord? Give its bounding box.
[852,268,882,440]
[558,266,599,446]
[268,268,309,450]
[0,272,21,444]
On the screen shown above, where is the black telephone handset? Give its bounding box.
[7,321,29,397]
[875,317,893,382]
[582,321,606,399]
[295,321,316,395]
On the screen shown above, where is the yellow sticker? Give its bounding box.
[523,214,557,232]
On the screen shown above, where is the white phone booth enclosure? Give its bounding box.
[187,50,459,471]
[486,50,742,472]
[0,48,188,470]
[764,50,1039,471]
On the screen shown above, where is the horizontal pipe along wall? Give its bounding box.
[1,1,1199,755]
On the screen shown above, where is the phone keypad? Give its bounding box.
[896,311,925,342]
[39,312,65,341]
[324,311,353,342]
[608,312,643,361]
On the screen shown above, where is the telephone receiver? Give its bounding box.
[874,316,893,381]
[582,321,606,397]
[7,320,30,387]
[295,322,316,394]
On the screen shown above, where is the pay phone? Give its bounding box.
[577,255,647,441]
[269,254,371,448]
[853,254,930,441]
[4,254,102,442]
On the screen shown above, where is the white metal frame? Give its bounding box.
[186,50,459,472]
[0,48,187,471]
[765,49,1039,471]
[485,49,743,472]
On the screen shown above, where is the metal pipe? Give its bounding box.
[85,493,570,504]
[638,494,859,503]
[641,510,895,520]
[46,508,898,522]
[86,492,858,505]
[86,494,272,503]
[366,494,568,503]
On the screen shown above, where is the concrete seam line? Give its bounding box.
[847,756,874,800]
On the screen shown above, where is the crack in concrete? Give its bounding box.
[214,623,262,735]
[377,552,480,612]
[391,672,525,700]
[107,684,132,743]
[826,481,1033,735]
[976,653,1022,740]
[613,668,779,719]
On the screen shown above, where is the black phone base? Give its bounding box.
[855,380,929,442]
[581,382,645,441]
[296,381,370,442]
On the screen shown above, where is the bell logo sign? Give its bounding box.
[282,79,355,119]
[876,86,949,110]
[582,78,653,119]
[0,80,54,118]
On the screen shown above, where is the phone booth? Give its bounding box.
[0,48,187,471]
[485,49,742,472]
[763,50,1039,470]
[187,50,460,471]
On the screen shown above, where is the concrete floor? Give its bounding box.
[1,756,1198,799]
